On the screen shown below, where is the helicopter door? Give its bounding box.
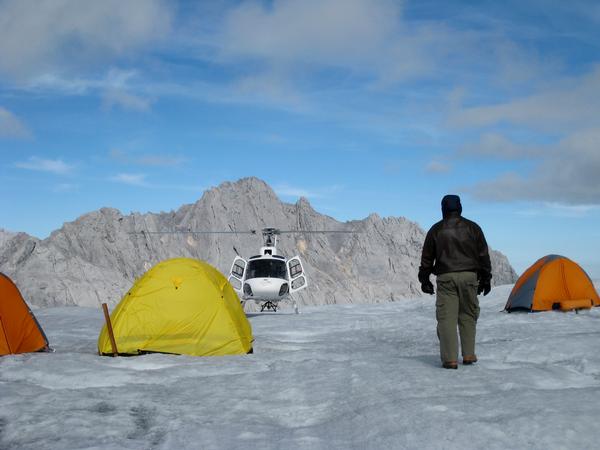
[228,256,246,292]
[287,256,308,293]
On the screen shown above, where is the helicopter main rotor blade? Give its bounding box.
[128,230,258,235]
[276,230,361,234]
[127,228,360,236]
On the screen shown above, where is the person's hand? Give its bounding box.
[421,280,434,295]
[477,279,491,296]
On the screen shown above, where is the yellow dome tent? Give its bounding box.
[98,258,253,356]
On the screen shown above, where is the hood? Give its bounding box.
[441,194,462,218]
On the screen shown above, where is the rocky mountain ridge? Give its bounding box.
[0,178,517,308]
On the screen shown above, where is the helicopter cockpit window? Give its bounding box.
[246,259,288,280]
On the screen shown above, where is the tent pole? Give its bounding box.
[0,316,13,354]
[101,303,119,356]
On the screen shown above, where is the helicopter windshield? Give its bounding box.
[245,259,288,280]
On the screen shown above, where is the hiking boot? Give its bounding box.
[442,361,458,369]
[463,355,478,365]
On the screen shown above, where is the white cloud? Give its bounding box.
[109,172,203,192]
[274,183,343,200]
[24,73,101,95]
[109,149,185,167]
[467,129,600,205]
[221,0,399,67]
[136,155,185,167]
[517,203,600,219]
[216,0,456,87]
[102,88,152,112]
[449,65,600,207]
[0,106,30,138]
[0,0,172,78]
[25,69,139,95]
[425,161,451,173]
[53,183,78,193]
[229,72,309,112]
[110,173,148,187]
[491,40,556,86]
[274,184,322,199]
[449,66,600,132]
[458,133,544,160]
[15,156,73,174]
[22,68,154,114]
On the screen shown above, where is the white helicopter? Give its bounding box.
[227,228,308,314]
[136,227,355,314]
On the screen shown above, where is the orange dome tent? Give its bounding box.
[0,273,49,355]
[505,255,600,312]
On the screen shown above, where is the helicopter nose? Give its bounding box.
[245,278,286,300]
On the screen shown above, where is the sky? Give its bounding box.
[1,0,599,277]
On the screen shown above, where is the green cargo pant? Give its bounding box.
[435,271,480,363]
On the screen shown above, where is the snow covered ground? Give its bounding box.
[2,285,600,450]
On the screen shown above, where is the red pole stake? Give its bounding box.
[101,303,119,357]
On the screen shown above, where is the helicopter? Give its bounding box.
[134,227,356,314]
[227,228,308,314]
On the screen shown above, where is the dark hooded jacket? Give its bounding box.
[418,195,491,283]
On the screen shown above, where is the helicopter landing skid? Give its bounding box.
[260,301,278,312]
[258,300,300,314]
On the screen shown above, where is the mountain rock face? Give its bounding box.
[0,229,17,248]
[0,178,517,308]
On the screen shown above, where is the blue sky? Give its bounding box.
[1,0,599,277]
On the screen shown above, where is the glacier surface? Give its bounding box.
[1,285,600,449]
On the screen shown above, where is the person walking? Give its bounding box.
[418,195,492,369]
